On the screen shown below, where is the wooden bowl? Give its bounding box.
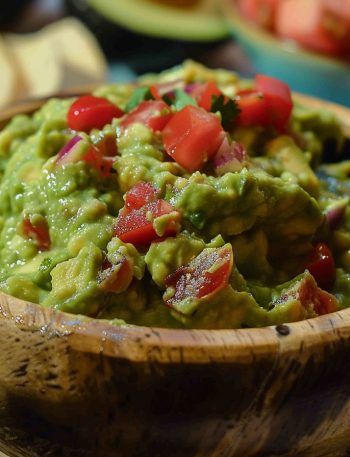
[1,96,350,457]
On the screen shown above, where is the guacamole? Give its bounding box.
[0,60,348,329]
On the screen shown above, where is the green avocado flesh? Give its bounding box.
[0,60,348,329]
[87,0,228,41]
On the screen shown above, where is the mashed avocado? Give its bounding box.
[0,61,347,329]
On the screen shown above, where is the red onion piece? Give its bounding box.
[156,79,184,96]
[184,83,202,95]
[326,198,348,230]
[212,136,248,175]
[57,136,82,162]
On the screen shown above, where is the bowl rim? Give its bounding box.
[1,290,350,363]
[1,93,350,364]
[221,0,350,71]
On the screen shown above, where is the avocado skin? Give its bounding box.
[64,0,226,73]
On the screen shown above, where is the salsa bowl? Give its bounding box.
[221,0,350,107]
[0,89,350,456]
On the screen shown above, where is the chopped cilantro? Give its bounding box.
[188,212,205,230]
[173,89,197,111]
[125,86,154,112]
[210,94,240,130]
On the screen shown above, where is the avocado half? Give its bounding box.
[87,0,227,41]
[65,0,229,72]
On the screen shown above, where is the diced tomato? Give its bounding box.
[21,217,50,251]
[124,181,159,211]
[114,200,180,246]
[235,89,267,127]
[272,272,338,316]
[297,274,338,315]
[97,256,133,293]
[303,242,336,291]
[101,157,114,177]
[164,245,233,315]
[192,81,222,112]
[254,74,293,131]
[95,131,118,157]
[149,85,162,100]
[121,100,172,132]
[275,0,345,56]
[162,105,224,172]
[67,95,124,132]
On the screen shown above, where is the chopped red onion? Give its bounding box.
[213,136,248,175]
[326,199,348,230]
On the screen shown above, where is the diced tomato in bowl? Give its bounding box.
[67,95,124,132]
[114,198,181,247]
[121,100,172,132]
[162,105,224,172]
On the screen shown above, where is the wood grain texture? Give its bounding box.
[0,95,350,457]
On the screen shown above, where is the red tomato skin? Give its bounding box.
[22,218,50,251]
[162,105,224,173]
[297,276,338,315]
[235,89,268,127]
[198,250,233,298]
[195,81,222,111]
[124,182,159,211]
[149,85,162,100]
[114,200,179,246]
[67,95,124,132]
[255,74,293,131]
[98,256,133,293]
[164,245,233,310]
[121,100,172,132]
[303,242,336,291]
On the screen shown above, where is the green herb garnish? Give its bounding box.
[210,94,240,130]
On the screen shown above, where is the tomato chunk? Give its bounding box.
[255,74,293,131]
[271,271,338,316]
[235,89,267,127]
[303,242,336,291]
[162,105,224,172]
[21,217,50,251]
[67,95,124,132]
[192,81,222,111]
[164,244,233,315]
[97,256,133,293]
[121,100,172,132]
[124,182,159,211]
[114,200,180,246]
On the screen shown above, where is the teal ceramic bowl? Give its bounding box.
[221,0,350,107]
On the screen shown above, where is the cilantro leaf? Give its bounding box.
[125,86,154,112]
[210,94,240,130]
[173,89,197,111]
